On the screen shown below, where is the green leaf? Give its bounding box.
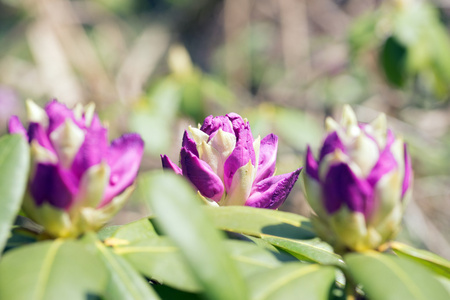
[115,237,289,292]
[111,218,159,242]
[273,108,324,151]
[203,206,315,239]
[130,79,180,156]
[225,240,283,277]
[114,237,201,292]
[201,75,235,106]
[348,12,380,55]
[153,285,202,300]
[260,235,345,268]
[345,251,450,300]
[391,242,450,279]
[379,36,408,88]
[83,233,160,300]
[437,276,450,295]
[0,240,107,300]
[4,227,37,252]
[0,134,29,255]
[97,225,121,240]
[247,263,336,300]
[142,171,248,300]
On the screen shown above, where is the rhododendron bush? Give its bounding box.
[0,100,449,300]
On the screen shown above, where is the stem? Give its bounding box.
[345,280,357,300]
[341,263,365,300]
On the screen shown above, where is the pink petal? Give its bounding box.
[246,168,302,209]
[180,148,224,202]
[101,133,144,207]
[254,134,278,184]
[161,155,182,175]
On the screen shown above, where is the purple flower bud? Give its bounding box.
[303,106,413,252]
[8,100,144,238]
[162,113,301,208]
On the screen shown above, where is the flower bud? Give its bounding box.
[161,113,301,209]
[8,100,144,238]
[303,106,412,252]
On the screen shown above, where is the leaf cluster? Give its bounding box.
[0,138,449,300]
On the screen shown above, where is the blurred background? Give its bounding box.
[1,0,450,259]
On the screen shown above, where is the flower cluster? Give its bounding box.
[303,106,412,251]
[9,100,144,238]
[161,113,301,209]
[6,99,412,251]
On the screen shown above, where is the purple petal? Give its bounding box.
[8,116,28,140]
[161,155,182,175]
[200,115,234,139]
[319,132,346,162]
[402,144,412,198]
[366,147,397,187]
[226,113,245,133]
[254,134,278,184]
[366,132,398,187]
[323,163,373,217]
[180,148,224,202]
[45,100,81,134]
[386,129,395,146]
[182,130,199,157]
[223,123,256,190]
[28,122,55,152]
[305,146,319,181]
[30,163,78,210]
[246,168,302,209]
[71,119,108,179]
[101,133,144,207]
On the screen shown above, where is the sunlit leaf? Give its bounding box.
[142,171,248,300]
[345,251,450,300]
[391,242,450,279]
[203,206,314,239]
[225,240,283,277]
[111,218,158,242]
[97,225,121,241]
[0,135,29,256]
[261,235,345,268]
[247,262,336,300]
[0,240,107,300]
[114,237,201,292]
[83,233,159,300]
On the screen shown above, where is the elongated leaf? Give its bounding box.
[391,242,450,279]
[97,225,121,240]
[114,237,201,292]
[261,235,345,268]
[225,240,283,277]
[84,233,159,300]
[437,276,450,295]
[203,206,314,239]
[247,262,336,300]
[0,134,29,255]
[111,218,158,242]
[345,251,450,300]
[0,240,107,300]
[116,237,287,292]
[142,171,248,300]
